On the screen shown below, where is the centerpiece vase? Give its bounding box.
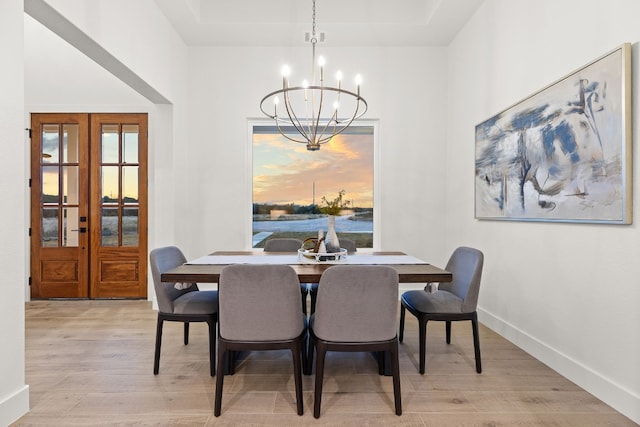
[324,215,341,253]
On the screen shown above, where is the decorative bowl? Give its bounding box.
[298,248,348,263]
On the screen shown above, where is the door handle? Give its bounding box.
[71,227,87,233]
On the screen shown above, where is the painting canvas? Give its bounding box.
[475,44,632,223]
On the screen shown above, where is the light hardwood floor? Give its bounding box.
[13,300,636,426]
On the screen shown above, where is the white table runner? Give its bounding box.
[187,254,427,265]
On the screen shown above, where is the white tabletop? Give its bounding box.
[187,254,427,265]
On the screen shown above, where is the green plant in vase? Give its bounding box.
[320,190,350,252]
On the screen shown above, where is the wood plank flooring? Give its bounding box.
[12,300,636,426]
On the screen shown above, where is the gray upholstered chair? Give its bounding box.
[308,238,357,315]
[399,246,484,374]
[214,264,306,416]
[307,265,401,418]
[149,246,218,376]
[263,238,309,314]
[338,238,357,253]
[263,237,303,252]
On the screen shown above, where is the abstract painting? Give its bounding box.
[475,44,632,223]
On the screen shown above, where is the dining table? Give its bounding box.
[161,250,452,284]
[161,250,452,376]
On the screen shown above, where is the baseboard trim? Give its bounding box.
[478,307,640,424]
[0,384,29,426]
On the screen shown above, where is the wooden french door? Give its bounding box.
[30,114,89,298]
[30,113,148,299]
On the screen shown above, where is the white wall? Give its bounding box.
[37,0,184,105]
[0,1,30,424]
[24,15,149,108]
[185,46,449,263]
[447,0,640,422]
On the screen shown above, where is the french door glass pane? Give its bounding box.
[101,124,119,163]
[123,208,138,247]
[122,166,138,202]
[101,207,119,246]
[42,207,58,247]
[62,166,79,205]
[63,124,79,163]
[62,207,79,247]
[42,166,59,203]
[122,125,139,164]
[42,124,59,163]
[101,166,119,203]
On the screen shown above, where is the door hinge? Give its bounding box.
[25,128,32,138]
[28,277,32,286]
[29,178,32,187]
[28,228,32,237]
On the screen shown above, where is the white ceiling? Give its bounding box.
[154,0,484,46]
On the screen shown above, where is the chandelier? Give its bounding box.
[259,0,368,151]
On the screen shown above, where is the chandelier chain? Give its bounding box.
[312,0,317,41]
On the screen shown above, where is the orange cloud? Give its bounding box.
[253,132,373,206]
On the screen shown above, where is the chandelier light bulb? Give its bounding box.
[273,96,280,105]
[302,79,309,88]
[281,65,291,77]
[333,101,340,110]
[335,70,343,81]
[317,56,326,67]
[355,74,363,86]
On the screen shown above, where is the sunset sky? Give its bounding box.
[41,127,140,202]
[253,130,373,208]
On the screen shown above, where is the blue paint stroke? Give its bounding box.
[541,120,579,164]
[565,79,605,149]
[510,105,550,129]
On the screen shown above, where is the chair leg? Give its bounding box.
[214,346,227,416]
[313,341,327,418]
[471,314,482,374]
[445,320,451,344]
[153,315,164,375]
[207,318,216,377]
[306,335,315,375]
[291,340,304,415]
[184,322,190,345]
[228,351,236,375]
[309,286,318,315]
[301,286,308,316]
[376,351,385,375]
[302,330,310,375]
[419,319,427,374]
[390,340,402,415]
[399,303,406,342]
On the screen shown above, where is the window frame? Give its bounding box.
[246,118,381,251]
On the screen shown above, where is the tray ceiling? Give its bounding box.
[154,0,484,46]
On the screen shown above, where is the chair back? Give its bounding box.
[263,238,303,252]
[339,238,357,253]
[218,264,304,341]
[150,246,198,314]
[313,265,398,342]
[438,247,484,313]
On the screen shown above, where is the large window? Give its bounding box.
[252,124,375,249]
